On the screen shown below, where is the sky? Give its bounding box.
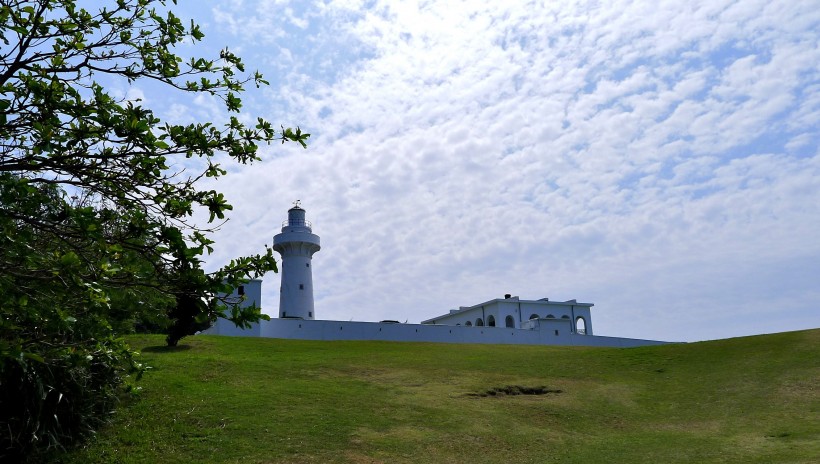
[125,0,818,342]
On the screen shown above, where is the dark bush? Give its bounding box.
[0,339,142,462]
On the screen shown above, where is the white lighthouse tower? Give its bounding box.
[273,202,320,320]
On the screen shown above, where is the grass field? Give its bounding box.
[61,329,819,463]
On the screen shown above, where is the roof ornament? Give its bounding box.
[293,199,301,208]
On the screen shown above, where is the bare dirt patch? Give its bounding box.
[466,385,563,397]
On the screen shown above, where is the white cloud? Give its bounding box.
[158,0,820,342]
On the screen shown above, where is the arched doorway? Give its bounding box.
[505,315,515,328]
[487,315,496,327]
[575,316,587,335]
[475,318,484,327]
[465,321,472,326]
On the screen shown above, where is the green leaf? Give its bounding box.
[22,352,45,363]
[60,251,81,267]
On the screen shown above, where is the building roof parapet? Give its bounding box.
[466,297,593,309]
[421,296,594,324]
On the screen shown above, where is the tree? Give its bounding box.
[0,0,307,459]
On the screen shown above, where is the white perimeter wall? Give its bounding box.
[205,318,669,348]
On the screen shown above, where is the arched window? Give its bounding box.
[505,315,515,328]
[465,321,472,326]
[476,318,484,327]
[529,314,539,320]
[561,315,570,319]
[576,317,587,335]
[487,315,496,327]
[546,314,555,319]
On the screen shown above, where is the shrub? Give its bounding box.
[0,338,143,462]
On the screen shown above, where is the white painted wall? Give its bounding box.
[205,317,668,348]
[210,279,263,336]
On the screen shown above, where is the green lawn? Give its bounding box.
[62,329,819,463]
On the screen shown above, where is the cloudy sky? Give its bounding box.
[134,0,818,342]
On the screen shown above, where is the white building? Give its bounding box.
[205,206,671,348]
[421,295,592,336]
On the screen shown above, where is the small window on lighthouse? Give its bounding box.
[306,263,310,267]
[299,284,304,290]
[238,286,245,296]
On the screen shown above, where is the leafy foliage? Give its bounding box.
[0,0,307,458]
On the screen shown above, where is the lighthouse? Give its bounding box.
[273,202,320,320]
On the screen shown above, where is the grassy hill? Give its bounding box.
[62,329,819,463]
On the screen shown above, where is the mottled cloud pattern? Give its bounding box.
[164,0,818,341]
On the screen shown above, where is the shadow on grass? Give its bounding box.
[141,345,193,353]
